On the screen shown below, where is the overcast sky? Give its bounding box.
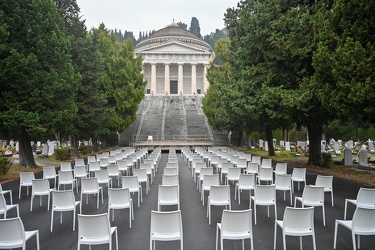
[76,0,239,39]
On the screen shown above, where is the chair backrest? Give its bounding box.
[74,165,88,177]
[75,159,85,167]
[108,188,131,207]
[251,156,261,165]
[121,176,140,191]
[100,158,109,167]
[222,162,233,173]
[302,185,324,205]
[43,166,56,178]
[0,217,25,243]
[140,163,152,173]
[258,167,273,179]
[0,184,4,192]
[246,163,259,174]
[95,170,110,182]
[195,162,206,172]
[292,168,306,180]
[221,209,252,235]
[107,164,119,175]
[107,155,117,164]
[158,185,179,202]
[162,174,179,186]
[352,207,375,232]
[150,210,182,237]
[283,207,314,233]
[210,156,219,164]
[239,174,256,188]
[78,213,111,240]
[315,175,333,191]
[227,167,241,179]
[166,162,178,169]
[202,174,220,188]
[52,190,75,209]
[261,158,272,168]
[209,185,230,203]
[81,178,99,192]
[356,188,375,207]
[32,179,50,193]
[200,167,214,178]
[254,185,276,203]
[87,155,96,163]
[218,158,227,168]
[237,158,247,168]
[117,160,127,171]
[0,194,8,209]
[58,170,74,182]
[133,169,147,180]
[274,163,287,174]
[230,155,239,164]
[19,172,35,185]
[89,162,101,172]
[164,168,178,175]
[60,162,72,171]
[275,174,292,189]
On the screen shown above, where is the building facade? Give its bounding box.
[135,22,214,96]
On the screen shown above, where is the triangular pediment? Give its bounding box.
[138,41,208,54]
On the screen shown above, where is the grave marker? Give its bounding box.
[358,150,368,167]
[344,148,353,166]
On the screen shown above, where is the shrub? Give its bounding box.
[78,145,93,156]
[0,157,13,175]
[55,148,72,161]
[320,152,332,168]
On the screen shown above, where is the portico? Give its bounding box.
[135,22,214,95]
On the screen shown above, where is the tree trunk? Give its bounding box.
[307,123,323,166]
[355,127,359,142]
[70,134,79,158]
[265,125,275,156]
[18,128,37,168]
[246,131,252,149]
[237,131,243,146]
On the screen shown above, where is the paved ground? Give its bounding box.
[2,152,375,249]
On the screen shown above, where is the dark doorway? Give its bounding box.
[170,80,178,94]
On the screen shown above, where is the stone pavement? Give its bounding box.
[2,152,375,249]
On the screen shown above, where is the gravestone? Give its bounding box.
[344,148,353,166]
[368,139,374,151]
[42,144,48,155]
[333,141,341,154]
[37,141,41,147]
[321,140,326,152]
[259,139,264,149]
[285,141,291,151]
[9,140,14,147]
[47,141,55,156]
[264,141,269,151]
[346,140,354,149]
[358,150,368,167]
[31,142,36,152]
[15,141,19,152]
[273,138,277,148]
[280,141,285,148]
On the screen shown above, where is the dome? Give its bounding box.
[136,22,212,51]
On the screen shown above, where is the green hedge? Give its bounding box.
[0,157,13,175]
[55,148,72,161]
[79,145,93,156]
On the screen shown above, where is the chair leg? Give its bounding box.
[333,221,338,249]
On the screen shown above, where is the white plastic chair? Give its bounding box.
[122,176,142,207]
[107,155,117,165]
[88,161,101,177]
[261,158,272,168]
[50,190,80,232]
[198,167,214,192]
[43,166,57,188]
[0,217,39,250]
[58,170,77,193]
[251,185,277,225]
[0,194,19,219]
[201,174,220,206]
[235,174,256,205]
[30,179,53,211]
[133,169,150,194]
[80,177,103,212]
[107,164,121,187]
[216,209,253,250]
[162,174,179,186]
[344,187,375,219]
[117,160,129,176]
[294,185,325,226]
[257,167,273,185]
[221,162,233,184]
[60,162,72,171]
[225,167,241,186]
[0,183,12,205]
[19,172,35,199]
[291,168,306,192]
[315,175,334,206]
[74,159,86,168]
[77,213,118,250]
[246,162,259,175]
[236,158,248,172]
[164,167,178,175]
[334,207,375,250]
[140,163,154,185]
[108,188,134,228]
[99,158,109,169]
[275,174,292,205]
[95,169,112,192]
[194,162,206,183]
[87,155,96,164]
[150,210,183,250]
[158,185,180,211]
[251,155,261,165]
[207,185,231,225]
[274,163,287,176]
[73,165,89,188]
[210,155,220,169]
[274,207,316,250]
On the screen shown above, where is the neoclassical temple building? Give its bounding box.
[135,22,215,96]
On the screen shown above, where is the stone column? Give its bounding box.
[164,63,170,95]
[178,63,184,95]
[191,63,197,95]
[151,63,157,95]
[203,64,209,94]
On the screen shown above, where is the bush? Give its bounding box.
[55,148,72,161]
[320,152,332,168]
[78,145,93,156]
[0,157,13,175]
